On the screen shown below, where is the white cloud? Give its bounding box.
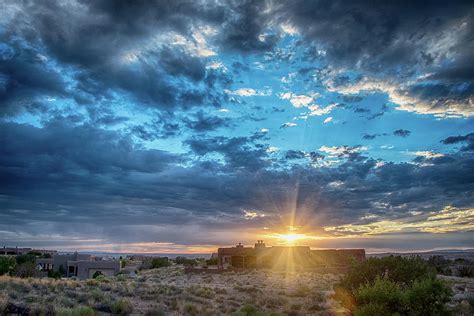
[243,210,265,219]
[225,88,272,97]
[319,145,367,156]
[414,151,445,158]
[324,206,474,236]
[308,103,338,116]
[206,61,226,70]
[280,72,297,84]
[266,146,279,153]
[280,23,299,36]
[327,77,474,118]
[323,117,333,124]
[280,122,297,128]
[278,92,319,108]
[171,26,218,57]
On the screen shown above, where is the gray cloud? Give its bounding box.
[442,132,474,152]
[393,129,411,137]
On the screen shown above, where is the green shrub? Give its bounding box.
[205,257,218,266]
[336,256,453,315]
[0,256,17,275]
[151,257,171,269]
[145,307,166,316]
[183,303,199,315]
[355,277,403,314]
[231,304,266,316]
[457,265,474,278]
[354,303,390,316]
[341,256,431,290]
[175,257,198,266]
[92,271,103,279]
[58,306,96,316]
[14,262,38,278]
[48,270,63,279]
[15,254,37,265]
[110,299,133,315]
[404,277,452,315]
[353,276,452,315]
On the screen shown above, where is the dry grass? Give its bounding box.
[0,266,346,315]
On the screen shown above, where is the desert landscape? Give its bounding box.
[1,255,474,315]
[0,262,344,315]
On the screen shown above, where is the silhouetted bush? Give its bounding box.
[175,257,198,266]
[151,257,171,269]
[48,270,63,279]
[205,257,218,266]
[457,265,474,278]
[92,271,103,279]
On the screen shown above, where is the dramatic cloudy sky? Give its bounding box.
[1,0,473,253]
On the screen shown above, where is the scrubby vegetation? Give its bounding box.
[427,256,474,278]
[0,264,339,315]
[0,255,472,315]
[0,251,53,278]
[335,256,455,315]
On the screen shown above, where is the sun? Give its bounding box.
[279,233,306,245]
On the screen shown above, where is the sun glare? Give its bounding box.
[279,233,306,245]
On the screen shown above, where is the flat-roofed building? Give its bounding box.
[35,252,121,279]
[218,241,365,269]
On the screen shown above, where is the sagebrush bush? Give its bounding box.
[341,256,431,290]
[355,277,403,313]
[110,299,133,315]
[58,306,96,316]
[403,277,452,315]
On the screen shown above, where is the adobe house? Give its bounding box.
[218,240,365,269]
[66,260,121,279]
[36,252,121,279]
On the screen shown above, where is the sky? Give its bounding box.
[0,0,473,253]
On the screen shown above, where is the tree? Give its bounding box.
[404,277,452,315]
[0,256,17,275]
[151,257,171,269]
[14,262,38,278]
[205,257,218,266]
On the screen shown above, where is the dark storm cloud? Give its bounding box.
[393,129,411,137]
[158,47,206,82]
[183,111,232,132]
[1,118,473,244]
[272,0,474,116]
[285,150,306,160]
[442,132,474,151]
[130,114,181,141]
[186,134,269,171]
[0,40,68,115]
[0,0,229,113]
[219,0,280,53]
[1,0,474,247]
